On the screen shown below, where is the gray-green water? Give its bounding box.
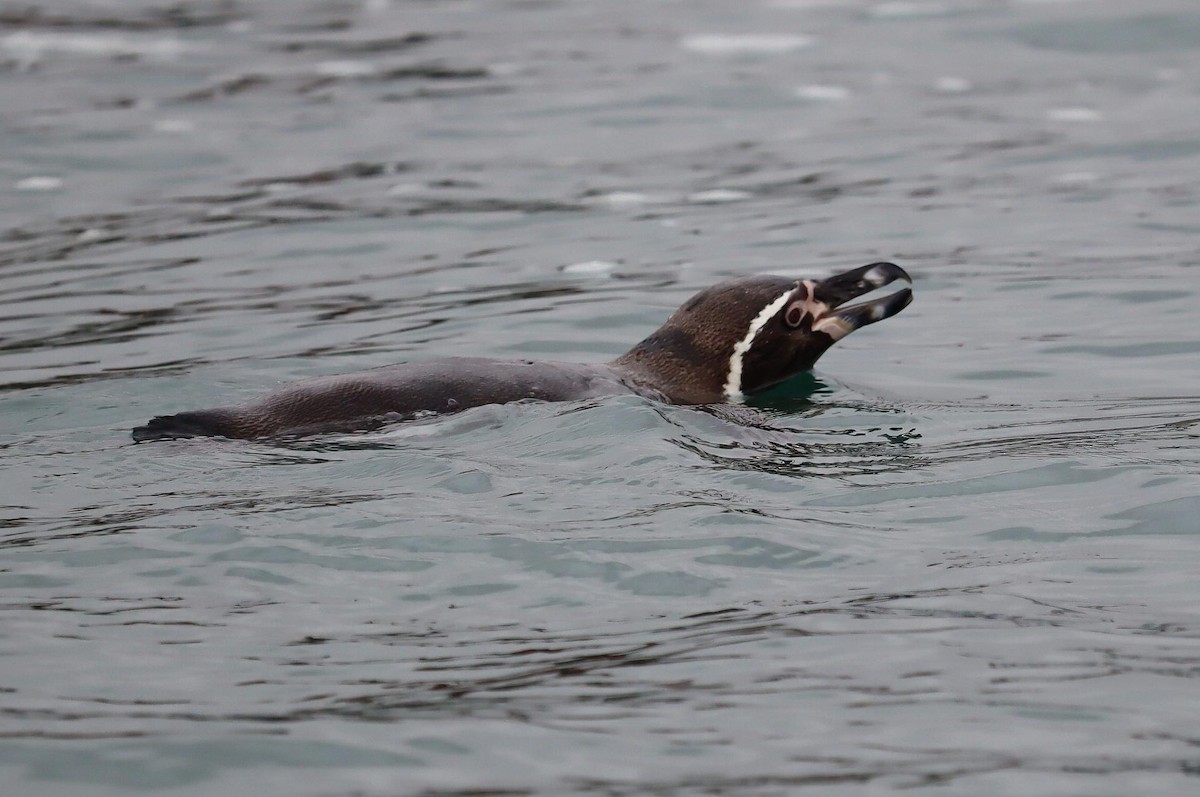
[3,1,1200,794]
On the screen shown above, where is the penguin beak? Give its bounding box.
[808,262,913,341]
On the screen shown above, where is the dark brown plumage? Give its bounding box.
[133,262,912,441]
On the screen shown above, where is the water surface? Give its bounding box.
[3,1,1200,795]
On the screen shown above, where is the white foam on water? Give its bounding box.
[1050,172,1106,194]
[933,76,972,93]
[795,84,851,101]
[769,0,856,8]
[561,260,618,275]
[1,31,186,69]
[386,182,425,196]
[315,60,378,78]
[1048,107,1103,122]
[586,191,660,208]
[15,176,63,191]
[680,34,813,56]
[153,119,196,134]
[869,2,950,17]
[687,189,752,204]
[1054,171,1102,186]
[487,62,525,78]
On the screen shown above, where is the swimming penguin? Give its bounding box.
[132,262,912,441]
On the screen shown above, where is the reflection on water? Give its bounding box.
[3,0,1200,794]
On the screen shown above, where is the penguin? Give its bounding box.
[132,262,912,441]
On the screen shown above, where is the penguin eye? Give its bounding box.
[784,303,805,328]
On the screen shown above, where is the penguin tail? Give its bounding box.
[131,411,235,442]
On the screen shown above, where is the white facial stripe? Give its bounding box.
[723,287,796,402]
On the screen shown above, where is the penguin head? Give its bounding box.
[615,262,912,404]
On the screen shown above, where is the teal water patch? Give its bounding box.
[46,545,181,568]
[746,372,829,406]
[210,545,435,572]
[1107,495,1200,537]
[168,524,245,545]
[616,570,722,597]
[1015,139,1200,165]
[692,536,821,570]
[1137,222,1200,234]
[445,582,515,597]
[982,495,1200,541]
[1010,14,1200,54]
[0,572,71,589]
[981,526,1079,543]
[1044,341,1200,358]
[1108,290,1187,305]
[956,370,1049,380]
[0,739,421,790]
[435,469,494,495]
[807,461,1118,507]
[1010,706,1107,723]
[225,566,297,584]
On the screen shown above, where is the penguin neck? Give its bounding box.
[610,326,729,404]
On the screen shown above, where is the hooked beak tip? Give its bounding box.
[810,263,913,340]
